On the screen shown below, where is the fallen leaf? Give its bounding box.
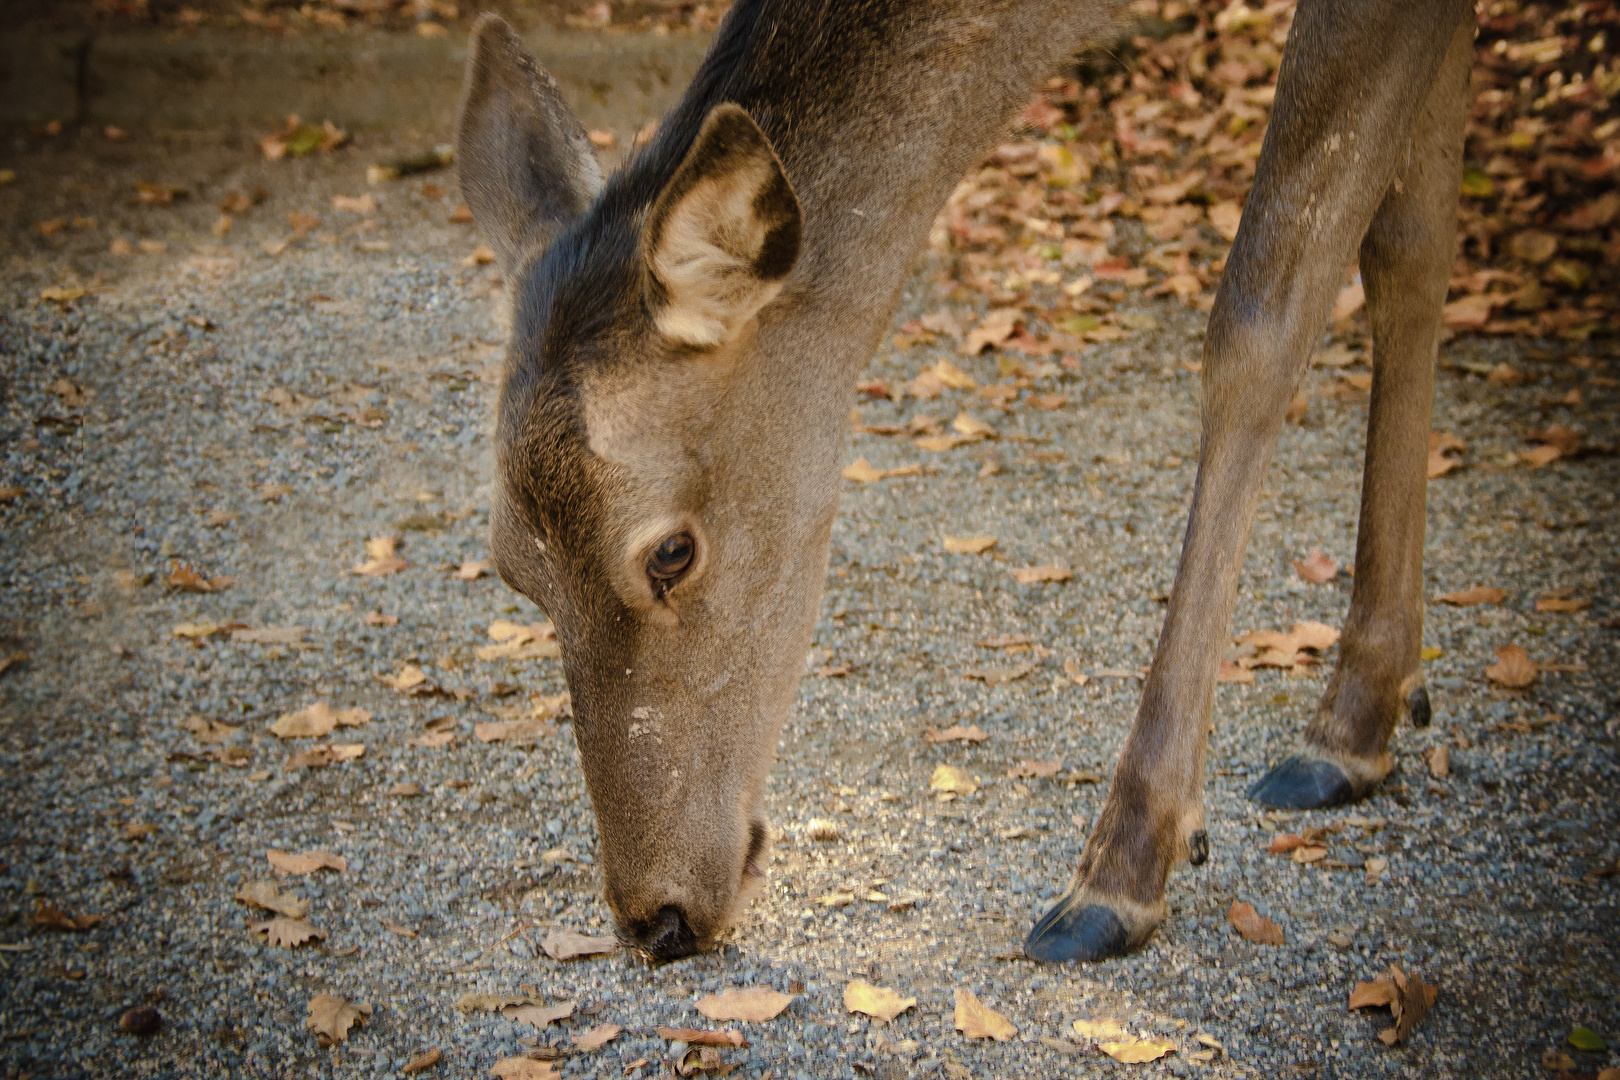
[1216,660,1255,684]
[1293,549,1338,584]
[455,993,540,1014]
[1099,1038,1177,1064]
[1427,744,1449,778]
[843,980,916,1022]
[1227,900,1284,945]
[121,822,159,840]
[696,987,796,1023]
[172,621,227,640]
[181,715,240,743]
[1569,1026,1608,1052]
[977,633,1034,649]
[842,458,923,483]
[924,724,989,744]
[572,1023,622,1050]
[229,626,306,645]
[166,562,234,593]
[389,782,424,797]
[954,988,1017,1041]
[353,535,408,577]
[541,930,618,960]
[251,917,327,949]
[234,880,308,918]
[1433,586,1505,606]
[474,719,558,744]
[490,1057,560,1079]
[1292,845,1328,864]
[267,849,346,875]
[1006,760,1061,779]
[1484,644,1538,689]
[331,193,376,213]
[1535,595,1591,613]
[1010,565,1071,584]
[942,535,997,554]
[377,664,430,693]
[305,994,370,1046]
[1364,856,1389,883]
[454,559,493,580]
[411,730,456,749]
[285,743,365,770]
[365,610,399,626]
[1072,1017,1129,1041]
[32,898,102,931]
[503,1002,575,1027]
[1267,833,1305,853]
[401,1048,441,1074]
[656,1027,747,1047]
[1519,443,1562,468]
[270,703,371,738]
[929,765,978,795]
[475,619,561,661]
[962,663,1034,685]
[382,919,419,937]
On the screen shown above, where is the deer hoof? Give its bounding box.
[1408,685,1431,728]
[1024,900,1132,963]
[1247,755,1356,809]
[1188,829,1209,866]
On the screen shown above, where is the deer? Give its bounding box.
[454,0,1476,963]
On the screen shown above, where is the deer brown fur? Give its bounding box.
[457,0,1475,962]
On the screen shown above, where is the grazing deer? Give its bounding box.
[456,0,1475,962]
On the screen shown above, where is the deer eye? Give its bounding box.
[647,533,695,587]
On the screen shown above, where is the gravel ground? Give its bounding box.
[1,115,1617,1080]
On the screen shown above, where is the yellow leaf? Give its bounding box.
[1099,1038,1176,1063]
[950,412,995,438]
[928,764,978,795]
[1072,1017,1128,1040]
[953,988,1017,1041]
[928,359,978,388]
[942,535,996,554]
[842,979,915,1022]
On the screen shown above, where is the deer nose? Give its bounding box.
[626,904,701,961]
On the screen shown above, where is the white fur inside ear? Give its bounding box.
[650,159,787,348]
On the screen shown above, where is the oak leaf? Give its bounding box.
[270,702,370,739]
[843,980,915,1022]
[954,988,1017,1041]
[235,880,308,918]
[503,1002,574,1027]
[572,1023,622,1049]
[696,987,796,1023]
[252,917,326,949]
[1484,644,1537,689]
[1227,900,1284,944]
[305,994,370,1045]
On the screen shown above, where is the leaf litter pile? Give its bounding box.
[0,0,1614,1077]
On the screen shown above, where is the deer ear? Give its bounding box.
[455,14,603,275]
[643,104,802,348]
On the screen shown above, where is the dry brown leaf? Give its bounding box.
[977,633,1035,649]
[167,562,234,593]
[121,822,159,840]
[1010,565,1071,584]
[377,665,430,693]
[411,730,456,749]
[1519,443,1562,468]
[285,743,365,770]
[954,988,1017,1041]
[365,610,399,626]
[541,930,618,960]
[928,765,978,796]
[475,620,561,661]
[490,1057,559,1080]
[656,1027,747,1047]
[181,715,240,744]
[455,992,539,1014]
[252,917,326,949]
[401,1048,441,1074]
[1433,586,1505,606]
[234,880,308,918]
[503,1002,575,1027]
[389,782,424,797]
[1006,760,1061,779]
[270,702,370,739]
[843,980,916,1022]
[961,663,1034,685]
[1072,1017,1129,1041]
[32,898,102,931]
[572,1023,622,1050]
[1227,900,1284,945]
[1293,549,1338,584]
[1350,963,1438,1046]
[230,626,306,645]
[943,535,997,554]
[1099,1038,1177,1064]
[1427,744,1450,779]
[305,994,370,1046]
[1292,845,1328,864]
[353,536,407,577]
[842,457,924,483]
[267,849,346,875]
[924,724,989,744]
[382,918,419,937]
[474,719,558,744]
[1485,644,1538,689]
[453,559,492,580]
[696,987,796,1023]
[1267,833,1305,853]
[1535,595,1591,614]
[1216,660,1255,684]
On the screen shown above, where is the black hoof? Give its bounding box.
[1188,829,1209,866]
[1408,685,1431,728]
[1247,755,1356,810]
[1025,900,1132,963]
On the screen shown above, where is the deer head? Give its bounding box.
[457,16,831,960]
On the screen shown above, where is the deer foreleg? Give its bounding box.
[1026,0,1474,962]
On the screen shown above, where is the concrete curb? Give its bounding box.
[1,28,712,133]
